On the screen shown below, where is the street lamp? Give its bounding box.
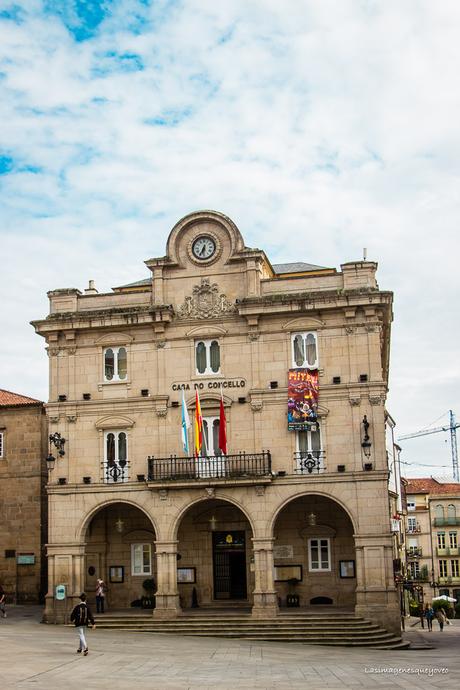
[361,415,372,458]
[49,432,66,456]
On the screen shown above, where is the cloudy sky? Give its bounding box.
[1,0,459,478]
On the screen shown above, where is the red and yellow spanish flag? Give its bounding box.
[194,390,203,456]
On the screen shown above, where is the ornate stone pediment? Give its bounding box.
[176,278,236,320]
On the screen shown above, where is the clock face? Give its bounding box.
[192,236,216,260]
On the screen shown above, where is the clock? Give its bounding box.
[192,235,216,260]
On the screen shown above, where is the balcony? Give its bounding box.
[438,576,460,585]
[147,451,272,482]
[436,547,460,557]
[407,547,423,558]
[294,450,326,475]
[433,517,460,527]
[406,524,421,534]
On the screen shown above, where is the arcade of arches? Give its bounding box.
[45,490,398,632]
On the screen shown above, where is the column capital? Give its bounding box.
[251,537,276,550]
[154,540,178,553]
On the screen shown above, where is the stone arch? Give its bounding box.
[169,493,256,542]
[268,489,358,536]
[165,210,245,266]
[77,496,159,543]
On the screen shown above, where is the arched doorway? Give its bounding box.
[84,502,157,610]
[272,494,356,610]
[176,499,254,609]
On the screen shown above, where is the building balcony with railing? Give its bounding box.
[433,517,460,527]
[147,451,272,482]
[437,546,460,557]
[294,450,326,475]
[438,576,460,585]
[406,547,423,558]
[406,523,422,534]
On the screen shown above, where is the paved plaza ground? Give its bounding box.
[0,607,459,690]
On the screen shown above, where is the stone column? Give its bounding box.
[43,543,86,624]
[354,534,400,635]
[153,540,181,619]
[251,537,279,618]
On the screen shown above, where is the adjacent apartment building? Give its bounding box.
[32,210,399,632]
[404,478,460,603]
[0,389,47,602]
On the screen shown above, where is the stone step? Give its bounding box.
[95,622,383,632]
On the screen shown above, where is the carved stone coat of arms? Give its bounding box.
[176,278,236,319]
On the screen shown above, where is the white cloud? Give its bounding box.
[0,0,459,476]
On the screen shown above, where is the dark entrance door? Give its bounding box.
[213,531,247,600]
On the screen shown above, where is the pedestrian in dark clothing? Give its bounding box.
[70,593,95,655]
[0,585,7,619]
[435,607,446,631]
[424,605,434,631]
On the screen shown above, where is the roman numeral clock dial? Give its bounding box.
[192,236,216,260]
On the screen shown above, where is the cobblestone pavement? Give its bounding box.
[0,608,459,690]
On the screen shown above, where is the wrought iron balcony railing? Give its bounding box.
[407,547,422,558]
[433,517,460,527]
[147,451,272,481]
[294,450,326,475]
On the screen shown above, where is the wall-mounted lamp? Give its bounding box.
[209,515,217,531]
[49,432,66,457]
[361,415,372,458]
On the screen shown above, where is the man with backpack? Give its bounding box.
[70,593,95,655]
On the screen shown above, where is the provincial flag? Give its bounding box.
[181,391,191,455]
[219,390,227,455]
[194,390,203,456]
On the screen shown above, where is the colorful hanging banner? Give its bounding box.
[287,368,319,431]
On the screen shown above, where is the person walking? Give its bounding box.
[424,604,434,631]
[70,593,95,655]
[0,584,7,619]
[435,606,446,631]
[95,577,106,614]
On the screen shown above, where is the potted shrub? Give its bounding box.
[141,578,156,609]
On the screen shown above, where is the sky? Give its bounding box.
[0,0,459,479]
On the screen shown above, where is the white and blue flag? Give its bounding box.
[181,391,191,454]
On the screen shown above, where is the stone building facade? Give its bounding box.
[0,389,47,603]
[32,210,399,632]
[404,478,460,604]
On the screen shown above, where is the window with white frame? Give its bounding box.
[195,340,220,375]
[308,538,331,571]
[452,559,460,578]
[449,532,458,549]
[291,332,318,369]
[0,431,3,458]
[437,532,446,549]
[296,425,323,473]
[408,561,420,579]
[104,430,128,483]
[439,559,448,578]
[104,346,127,382]
[131,543,152,576]
[407,501,416,512]
[407,517,417,532]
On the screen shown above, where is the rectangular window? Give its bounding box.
[291,332,318,369]
[437,532,446,549]
[407,517,417,532]
[308,538,330,571]
[452,560,460,578]
[104,346,127,382]
[131,543,152,576]
[104,431,128,483]
[408,561,420,579]
[296,425,323,474]
[0,431,3,458]
[449,532,458,549]
[439,559,448,578]
[407,501,416,512]
[195,340,220,375]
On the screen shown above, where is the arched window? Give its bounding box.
[447,504,456,523]
[291,332,318,369]
[104,347,128,382]
[195,340,220,375]
[436,504,444,519]
[104,431,128,483]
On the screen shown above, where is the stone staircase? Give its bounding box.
[93,611,409,649]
